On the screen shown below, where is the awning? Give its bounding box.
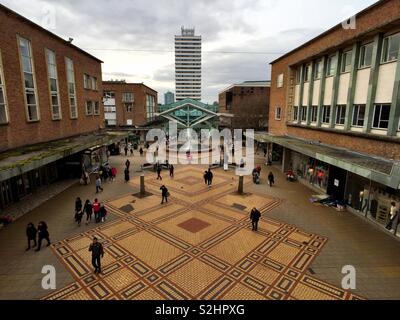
[253,132,400,190]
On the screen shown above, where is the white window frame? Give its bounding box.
[292,106,299,122]
[359,43,373,69]
[335,105,346,125]
[300,106,307,122]
[0,50,9,124]
[45,49,62,120]
[341,51,352,73]
[85,101,93,116]
[123,92,134,102]
[275,107,282,120]
[352,104,366,127]
[65,57,78,119]
[18,36,40,122]
[322,105,331,124]
[381,32,400,63]
[310,106,318,123]
[372,104,391,129]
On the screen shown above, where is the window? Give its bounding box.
[372,104,391,129]
[45,49,61,120]
[304,64,311,82]
[103,91,115,99]
[18,37,39,121]
[335,105,346,125]
[352,104,366,127]
[359,43,373,68]
[293,106,299,121]
[84,74,91,89]
[277,74,284,88]
[295,69,301,84]
[326,55,337,76]
[341,51,352,73]
[125,103,133,112]
[65,58,77,119]
[146,95,155,121]
[310,106,318,123]
[85,101,93,115]
[94,102,100,115]
[314,60,322,79]
[0,51,9,124]
[300,106,307,122]
[322,105,331,124]
[123,92,134,102]
[381,33,400,63]
[275,107,282,120]
[91,77,97,91]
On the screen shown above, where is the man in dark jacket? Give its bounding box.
[250,208,261,231]
[160,185,169,204]
[35,221,50,252]
[89,237,104,274]
[26,223,37,251]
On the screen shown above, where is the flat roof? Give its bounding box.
[102,81,158,94]
[220,81,271,94]
[0,4,103,63]
[270,0,388,65]
[254,132,400,189]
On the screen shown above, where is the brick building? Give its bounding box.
[102,81,158,128]
[0,4,126,215]
[218,81,270,130]
[258,0,400,237]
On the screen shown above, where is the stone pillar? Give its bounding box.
[238,176,244,194]
[140,174,145,195]
[281,148,291,173]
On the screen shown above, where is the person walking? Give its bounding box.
[96,176,103,193]
[99,203,108,223]
[75,209,83,226]
[124,145,128,156]
[204,171,208,185]
[386,202,398,231]
[93,198,101,223]
[157,165,162,180]
[268,172,275,187]
[124,167,130,183]
[111,167,117,182]
[139,147,144,157]
[25,222,37,251]
[89,237,104,274]
[207,169,213,187]
[130,146,134,156]
[75,197,82,214]
[250,208,261,231]
[125,159,131,170]
[160,185,169,204]
[84,199,93,225]
[35,221,50,252]
[263,148,267,158]
[169,164,174,178]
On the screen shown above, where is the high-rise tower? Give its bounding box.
[175,26,201,101]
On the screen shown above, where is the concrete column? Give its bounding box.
[316,56,327,127]
[306,61,316,125]
[330,50,343,128]
[297,65,305,125]
[388,47,400,136]
[364,33,383,133]
[238,176,244,194]
[140,174,145,195]
[344,42,361,130]
[281,148,291,173]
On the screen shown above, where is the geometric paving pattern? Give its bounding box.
[43,166,363,300]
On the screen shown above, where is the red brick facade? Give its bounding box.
[102,82,158,127]
[0,5,104,152]
[269,0,400,160]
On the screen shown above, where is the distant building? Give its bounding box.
[219,81,270,130]
[102,81,158,128]
[164,91,175,105]
[175,26,202,101]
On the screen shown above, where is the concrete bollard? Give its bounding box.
[238,175,244,194]
[140,174,145,195]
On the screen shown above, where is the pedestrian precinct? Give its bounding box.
[169,164,174,178]
[84,199,93,225]
[96,175,103,193]
[25,222,37,251]
[250,207,261,231]
[124,167,130,183]
[160,185,169,204]
[268,172,275,187]
[89,237,104,274]
[93,198,101,223]
[35,221,50,252]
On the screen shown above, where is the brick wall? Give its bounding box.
[0,7,104,152]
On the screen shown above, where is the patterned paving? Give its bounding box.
[44,166,362,300]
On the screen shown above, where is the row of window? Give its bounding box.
[104,103,133,113]
[103,91,135,102]
[146,94,156,122]
[288,104,396,130]
[293,32,400,85]
[0,37,101,124]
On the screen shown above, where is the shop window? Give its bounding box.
[335,105,346,125]
[372,104,390,129]
[352,104,366,127]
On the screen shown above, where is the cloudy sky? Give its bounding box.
[1,0,377,103]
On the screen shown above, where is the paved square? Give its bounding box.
[44,166,362,300]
